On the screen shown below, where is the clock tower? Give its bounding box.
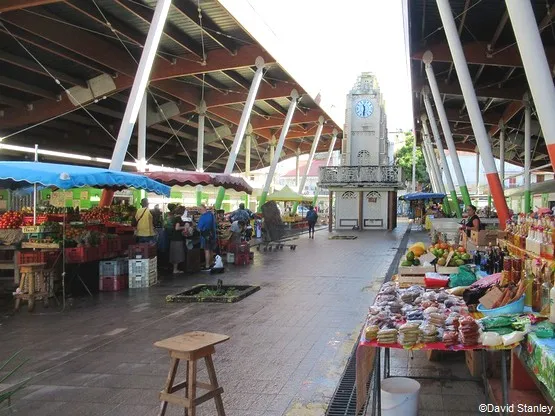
[342,73,389,166]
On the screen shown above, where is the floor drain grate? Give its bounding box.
[326,224,413,416]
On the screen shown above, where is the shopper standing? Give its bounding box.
[197,204,217,270]
[169,206,186,274]
[306,205,318,239]
[135,198,155,243]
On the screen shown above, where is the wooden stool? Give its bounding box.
[155,331,229,416]
[14,262,47,312]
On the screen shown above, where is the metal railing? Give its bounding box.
[318,165,402,187]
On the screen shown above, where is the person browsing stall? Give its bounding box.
[135,198,155,243]
[461,204,481,237]
[197,205,217,271]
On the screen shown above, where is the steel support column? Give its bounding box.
[215,57,265,209]
[196,100,206,207]
[524,99,532,213]
[295,149,301,188]
[422,116,450,214]
[245,124,252,177]
[293,116,325,213]
[422,141,438,193]
[138,95,147,172]
[422,92,462,217]
[499,126,505,185]
[314,129,338,206]
[423,54,471,207]
[437,0,510,228]
[506,0,555,171]
[476,151,480,197]
[259,90,299,209]
[100,0,171,207]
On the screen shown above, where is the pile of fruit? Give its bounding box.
[80,207,112,223]
[65,226,86,241]
[429,243,472,267]
[401,242,427,267]
[0,211,24,229]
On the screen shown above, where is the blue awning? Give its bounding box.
[400,192,447,201]
[0,162,171,196]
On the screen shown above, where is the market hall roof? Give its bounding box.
[407,0,553,170]
[0,0,342,173]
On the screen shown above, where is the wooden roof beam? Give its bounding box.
[0,50,86,87]
[63,0,172,63]
[0,0,62,12]
[413,41,555,68]
[172,0,237,55]
[114,0,204,59]
[0,75,59,100]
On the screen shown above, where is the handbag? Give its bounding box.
[132,208,147,227]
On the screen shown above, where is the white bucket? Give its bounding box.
[381,377,420,416]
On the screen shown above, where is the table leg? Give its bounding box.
[371,350,378,416]
[500,349,508,416]
[384,348,390,379]
[376,347,381,416]
[481,350,488,405]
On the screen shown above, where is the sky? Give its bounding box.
[219,0,413,132]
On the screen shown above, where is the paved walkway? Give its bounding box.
[0,224,407,416]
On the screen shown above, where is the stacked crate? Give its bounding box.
[128,257,157,288]
[99,258,129,292]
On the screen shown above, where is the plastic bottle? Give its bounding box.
[541,267,553,317]
[524,260,534,308]
[532,260,543,313]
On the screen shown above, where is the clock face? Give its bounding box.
[355,99,374,118]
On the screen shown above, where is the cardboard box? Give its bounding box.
[471,230,498,246]
[465,350,482,377]
[398,261,435,276]
[479,286,503,309]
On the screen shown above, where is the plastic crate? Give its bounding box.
[99,259,128,277]
[99,275,127,292]
[17,250,59,268]
[128,257,157,288]
[65,247,87,264]
[128,243,156,259]
[107,238,122,254]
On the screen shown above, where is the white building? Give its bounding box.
[318,73,403,230]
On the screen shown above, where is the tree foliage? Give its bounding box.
[395,132,429,186]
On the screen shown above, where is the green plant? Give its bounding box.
[196,287,239,299]
[0,351,30,408]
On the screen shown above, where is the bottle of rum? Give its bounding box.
[541,266,553,317]
[532,260,543,313]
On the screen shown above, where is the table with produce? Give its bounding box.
[356,239,555,414]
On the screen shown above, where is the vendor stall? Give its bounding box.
[399,192,447,229]
[267,185,312,229]
[0,161,170,311]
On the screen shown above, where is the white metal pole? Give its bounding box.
[499,126,505,184]
[196,100,206,206]
[259,90,299,208]
[422,93,461,217]
[436,0,510,227]
[423,56,471,206]
[524,99,532,212]
[506,0,555,171]
[109,0,172,171]
[197,101,206,172]
[294,117,324,213]
[421,118,445,195]
[295,149,301,188]
[137,95,147,172]
[215,57,265,209]
[421,139,437,192]
[476,151,480,196]
[325,130,338,167]
[245,125,252,177]
[298,117,325,195]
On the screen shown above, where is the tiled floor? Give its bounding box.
[0,222,484,415]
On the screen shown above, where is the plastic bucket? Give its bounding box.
[381,377,420,416]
